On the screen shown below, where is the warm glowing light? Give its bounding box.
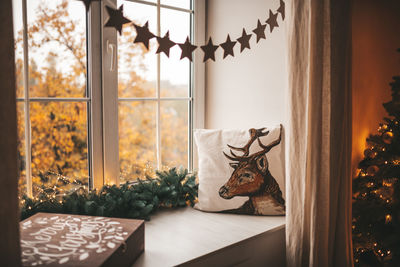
[386,214,392,223]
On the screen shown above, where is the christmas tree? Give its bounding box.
[353,50,400,266]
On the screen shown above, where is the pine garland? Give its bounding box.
[20,168,198,221]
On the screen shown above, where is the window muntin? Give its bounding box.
[26,0,87,98]
[117,0,194,181]
[14,0,197,197]
[14,0,89,197]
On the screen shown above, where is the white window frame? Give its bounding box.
[16,0,205,196]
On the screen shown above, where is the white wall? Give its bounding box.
[204,0,288,129]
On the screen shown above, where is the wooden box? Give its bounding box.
[20,213,144,267]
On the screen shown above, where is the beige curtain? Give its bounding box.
[286,0,353,266]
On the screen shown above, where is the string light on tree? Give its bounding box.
[366,165,379,176]
[353,57,400,266]
[383,131,394,144]
[364,148,377,159]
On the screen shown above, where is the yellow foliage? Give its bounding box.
[16,0,188,197]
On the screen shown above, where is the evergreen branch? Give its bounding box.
[20,168,198,221]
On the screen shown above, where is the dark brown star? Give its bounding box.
[105,5,131,35]
[266,10,279,33]
[133,21,155,50]
[236,29,252,53]
[277,0,286,21]
[156,31,176,57]
[220,35,236,59]
[79,0,100,12]
[178,37,197,61]
[252,20,267,43]
[201,37,219,62]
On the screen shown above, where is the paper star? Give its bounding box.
[105,5,131,35]
[133,21,155,50]
[277,0,286,21]
[236,29,252,52]
[220,35,236,59]
[79,0,100,12]
[201,37,219,62]
[178,37,197,61]
[266,10,279,33]
[252,20,267,43]
[156,31,176,57]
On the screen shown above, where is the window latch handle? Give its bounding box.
[107,40,116,72]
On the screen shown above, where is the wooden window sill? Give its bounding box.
[132,207,285,267]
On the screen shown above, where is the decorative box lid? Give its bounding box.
[20,213,144,267]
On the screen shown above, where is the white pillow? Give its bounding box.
[194,125,285,215]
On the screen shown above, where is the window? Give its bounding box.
[13,0,205,197]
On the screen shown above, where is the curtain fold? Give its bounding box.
[286,0,353,266]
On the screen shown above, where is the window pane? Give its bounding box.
[161,0,191,10]
[119,101,157,182]
[13,0,24,98]
[160,8,190,97]
[119,2,157,98]
[161,101,188,168]
[27,0,87,98]
[17,102,26,197]
[30,102,89,197]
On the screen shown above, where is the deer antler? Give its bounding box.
[228,128,269,156]
[223,125,282,161]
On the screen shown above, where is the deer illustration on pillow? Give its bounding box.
[219,125,285,215]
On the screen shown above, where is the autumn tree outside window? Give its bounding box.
[13,0,204,198]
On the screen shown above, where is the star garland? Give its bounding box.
[220,35,236,59]
[201,37,219,62]
[237,29,252,53]
[79,0,285,61]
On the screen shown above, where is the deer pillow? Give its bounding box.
[194,124,285,215]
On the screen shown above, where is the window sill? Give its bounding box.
[132,207,286,267]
